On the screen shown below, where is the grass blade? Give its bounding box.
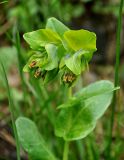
[0,61,21,160]
[15,31,28,106]
[107,0,124,158]
[0,1,8,4]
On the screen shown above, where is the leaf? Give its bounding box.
[23,29,61,50]
[64,29,97,52]
[0,47,17,88]
[46,17,69,38]
[55,80,115,141]
[75,80,115,100]
[16,117,56,160]
[55,106,96,141]
[65,50,89,75]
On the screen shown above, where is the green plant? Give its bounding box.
[106,0,124,159]
[15,17,118,160]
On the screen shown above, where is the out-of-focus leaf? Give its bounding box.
[72,5,85,17]
[55,80,115,141]
[16,117,56,160]
[0,47,17,88]
[81,0,93,2]
[64,29,97,52]
[0,47,17,71]
[23,29,61,50]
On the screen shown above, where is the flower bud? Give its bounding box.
[34,68,41,78]
[62,69,77,86]
[29,61,37,68]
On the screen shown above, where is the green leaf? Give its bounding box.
[65,50,89,75]
[46,17,69,38]
[55,80,115,141]
[23,29,61,50]
[16,117,56,160]
[55,106,96,141]
[75,80,115,100]
[0,47,17,88]
[64,29,97,52]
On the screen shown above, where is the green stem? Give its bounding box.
[68,87,72,97]
[62,87,72,160]
[76,140,84,159]
[111,0,123,142]
[114,0,124,88]
[63,141,69,160]
[107,0,124,158]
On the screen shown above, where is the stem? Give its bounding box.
[114,0,124,88]
[107,0,124,158]
[63,141,69,160]
[62,87,72,160]
[68,87,72,97]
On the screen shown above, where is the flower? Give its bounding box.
[23,17,97,86]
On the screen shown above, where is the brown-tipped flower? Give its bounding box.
[62,72,76,84]
[29,61,37,68]
[34,68,41,78]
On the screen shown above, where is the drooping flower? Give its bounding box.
[23,17,97,86]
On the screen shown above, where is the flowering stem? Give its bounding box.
[62,87,72,160]
[63,141,69,160]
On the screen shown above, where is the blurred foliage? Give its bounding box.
[93,1,124,16]
[7,0,85,32]
[1,0,124,34]
[0,47,17,88]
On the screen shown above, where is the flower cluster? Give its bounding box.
[23,17,97,86]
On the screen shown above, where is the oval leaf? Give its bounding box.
[16,117,56,160]
[55,106,96,141]
[55,80,115,141]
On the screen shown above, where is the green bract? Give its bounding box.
[23,17,97,85]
